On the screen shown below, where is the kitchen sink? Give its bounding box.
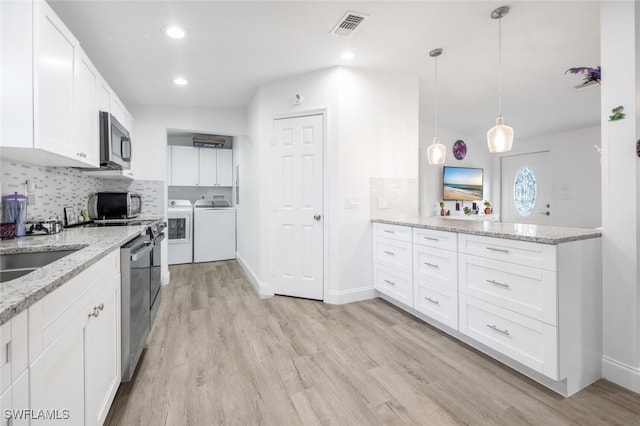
[0,249,79,283]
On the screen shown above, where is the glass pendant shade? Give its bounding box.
[487,115,513,153]
[427,137,447,164]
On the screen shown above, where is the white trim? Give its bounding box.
[325,286,376,305]
[236,253,273,298]
[162,270,170,286]
[602,356,640,393]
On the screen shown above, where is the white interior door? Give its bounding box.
[501,151,553,225]
[272,115,324,300]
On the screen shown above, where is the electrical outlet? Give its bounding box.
[377,197,388,209]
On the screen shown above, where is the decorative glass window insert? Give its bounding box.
[513,166,537,216]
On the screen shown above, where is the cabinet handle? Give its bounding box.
[88,308,100,318]
[423,236,439,241]
[486,279,510,288]
[486,247,510,254]
[486,324,510,336]
[95,303,105,311]
[383,230,395,234]
[424,262,439,269]
[424,297,440,305]
[384,279,396,286]
[5,341,11,364]
[383,251,395,256]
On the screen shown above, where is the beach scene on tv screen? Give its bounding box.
[443,167,483,201]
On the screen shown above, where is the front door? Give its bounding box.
[272,114,324,300]
[501,151,553,225]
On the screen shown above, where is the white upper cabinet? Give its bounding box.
[170,146,233,187]
[171,146,199,186]
[0,0,134,170]
[34,0,78,159]
[74,49,100,167]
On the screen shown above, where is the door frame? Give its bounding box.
[270,109,329,301]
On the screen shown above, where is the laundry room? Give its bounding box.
[166,131,236,265]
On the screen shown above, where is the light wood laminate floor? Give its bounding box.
[106,261,640,425]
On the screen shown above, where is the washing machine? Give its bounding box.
[168,199,193,265]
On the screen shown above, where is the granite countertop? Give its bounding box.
[0,225,148,325]
[371,215,602,245]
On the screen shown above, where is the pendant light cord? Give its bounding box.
[434,55,438,138]
[498,16,502,116]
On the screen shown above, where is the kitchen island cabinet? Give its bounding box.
[371,216,601,396]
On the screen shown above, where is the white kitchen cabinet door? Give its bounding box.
[171,146,199,186]
[109,95,123,126]
[198,148,218,186]
[97,76,110,115]
[166,146,173,185]
[74,49,99,167]
[35,1,78,159]
[217,149,233,187]
[30,311,86,426]
[84,276,120,426]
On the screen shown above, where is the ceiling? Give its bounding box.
[49,1,601,139]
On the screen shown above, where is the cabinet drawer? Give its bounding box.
[374,263,412,306]
[0,310,28,394]
[460,254,557,325]
[459,294,558,379]
[373,236,412,272]
[373,223,412,243]
[413,227,457,251]
[459,234,556,271]
[414,280,458,330]
[413,244,457,290]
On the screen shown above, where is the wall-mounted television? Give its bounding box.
[442,166,483,201]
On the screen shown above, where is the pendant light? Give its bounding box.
[487,6,514,153]
[427,48,446,165]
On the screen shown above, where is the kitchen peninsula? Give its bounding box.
[371,215,602,397]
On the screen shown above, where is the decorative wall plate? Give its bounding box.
[453,140,467,160]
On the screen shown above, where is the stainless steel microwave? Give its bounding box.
[99,111,131,170]
[88,192,142,219]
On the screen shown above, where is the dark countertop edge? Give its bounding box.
[371,218,602,245]
[0,229,145,326]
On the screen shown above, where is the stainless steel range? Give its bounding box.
[87,219,165,382]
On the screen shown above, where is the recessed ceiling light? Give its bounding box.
[173,77,188,86]
[341,51,355,60]
[165,26,187,39]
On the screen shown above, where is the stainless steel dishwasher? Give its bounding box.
[120,233,153,382]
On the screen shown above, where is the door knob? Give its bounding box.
[313,214,321,221]
[540,212,550,216]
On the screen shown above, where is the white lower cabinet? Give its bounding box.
[28,250,121,425]
[372,222,602,396]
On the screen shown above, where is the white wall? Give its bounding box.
[419,124,493,216]
[237,67,419,303]
[129,104,248,284]
[489,126,601,229]
[600,1,640,393]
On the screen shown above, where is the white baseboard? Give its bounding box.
[602,356,640,393]
[325,285,376,305]
[162,270,170,286]
[236,254,273,298]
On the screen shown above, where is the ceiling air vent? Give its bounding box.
[193,135,226,148]
[330,11,368,37]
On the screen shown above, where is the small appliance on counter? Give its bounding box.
[25,220,64,235]
[2,192,28,237]
[88,191,142,220]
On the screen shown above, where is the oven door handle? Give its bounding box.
[131,242,153,262]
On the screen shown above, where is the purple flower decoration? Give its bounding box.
[565,66,601,84]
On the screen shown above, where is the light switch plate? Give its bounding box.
[344,197,358,209]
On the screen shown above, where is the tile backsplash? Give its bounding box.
[168,186,232,204]
[370,177,419,218]
[1,160,164,222]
